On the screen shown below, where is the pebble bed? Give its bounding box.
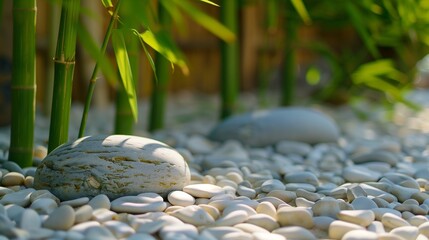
[2,92,429,239]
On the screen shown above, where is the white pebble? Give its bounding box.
[256,201,277,219]
[111,193,167,214]
[18,209,41,230]
[272,226,317,240]
[60,197,89,207]
[261,179,285,192]
[0,188,35,207]
[342,229,378,240]
[170,205,214,226]
[215,210,248,226]
[277,207,313,228]
[159,224,199,239]
[328,220,365,239]
[103,220,136,239]
[252,232,286,240]
[42,205,75,230]
[75,205,93,223]
[390,226,419,240]
[183,184,225,198]
[88,194,111,210]
[382,212,411,229]
[199,204,220,220]
[245,213,279,231]
[92,208,118,222]
[337,210,375,227]
[168,191,195,207]
[29,198,57,215]
[312,197,341,218]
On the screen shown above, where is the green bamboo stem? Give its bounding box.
[9,0,36,167]
[78,0,122,138]
[42,2,60,117]
[220,0,239,119]
[281,7,297,106]
[48,0,81,152]
[148,3,170,132]
[114,30,139,134]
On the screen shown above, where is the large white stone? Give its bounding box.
[209,107,340,147]
[33,135,190,200]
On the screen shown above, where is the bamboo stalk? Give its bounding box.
[281,5,297,106]
[42,2,60,117]
[78,0,122,138]
[114,29,139,134]
[48,0,81,152]
[9,0,36,167]
[148,3,170,132]
[220,0,239,119]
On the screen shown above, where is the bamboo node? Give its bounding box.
[53,59,75,65]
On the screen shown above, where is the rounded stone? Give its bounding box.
[1,172,25,186]
[337,210,375,227]
[88,194,111,210]
[110,193,167,214]
[328,220,365,239]
[342,229,378,240]
[170,205,215,226]
[277,207,313,229]
[42,205,75,230]
[209,107,340,147]
[33,135,191,200]
[167,191,195,207]
[272,226,317,240]
[183,184,225,198]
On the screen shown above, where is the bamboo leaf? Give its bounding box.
[100,0,112,9]
[136,32,158,83]
[173,0,235,42]
[345,1,380,58]
[77,24,117,86]
[198,0,219,7]
[111,29,138,122]
[291,0,311,25]
[139,29,188,75]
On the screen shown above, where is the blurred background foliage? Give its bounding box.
[1,0,429,124]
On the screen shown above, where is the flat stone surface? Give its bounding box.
[183,184,225,198]
[33,135,191,200]
[110,193,167,214]
[337,210,375,227]
[209,107,340,147]
[170,205,215,226]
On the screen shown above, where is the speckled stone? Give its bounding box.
[33,135,191,200]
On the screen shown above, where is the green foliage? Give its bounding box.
[111,29,138,122]
[138,29,188,75]
[289,0,429,106]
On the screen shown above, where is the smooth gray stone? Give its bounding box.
[351,150,399,166]
[33,135,191,200]
[0,188,35,207]
[209,107,340,147]
[1,161,24,174]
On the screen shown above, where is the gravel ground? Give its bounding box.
[2,91,429,239]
